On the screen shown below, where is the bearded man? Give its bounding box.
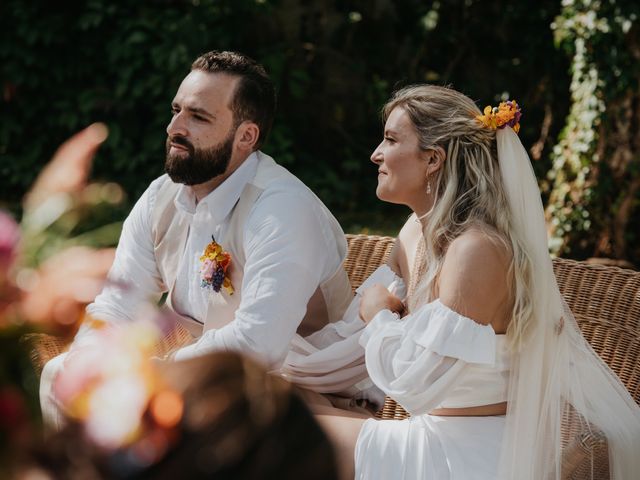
[40,51,353,428]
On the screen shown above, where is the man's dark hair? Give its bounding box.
[191,51,276,150]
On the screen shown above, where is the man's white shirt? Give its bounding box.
[81,152,344,367]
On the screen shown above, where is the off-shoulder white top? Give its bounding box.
[280,265,407,401]
[360,297,510,414]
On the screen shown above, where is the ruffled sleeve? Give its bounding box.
[360,300,497,415]
[279,265,405,395]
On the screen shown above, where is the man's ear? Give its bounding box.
[425,146,445,176]
[235,121,260,152]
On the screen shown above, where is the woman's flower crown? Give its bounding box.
[476,100,522,133]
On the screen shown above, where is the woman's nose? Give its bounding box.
[370,145,383,165]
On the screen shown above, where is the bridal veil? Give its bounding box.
[496,127,640,479]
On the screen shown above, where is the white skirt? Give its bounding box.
[355,414,505,480]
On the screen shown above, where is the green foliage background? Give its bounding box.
[1,0,638,265]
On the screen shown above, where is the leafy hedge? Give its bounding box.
[9,0,636,265]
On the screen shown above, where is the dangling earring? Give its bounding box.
[426,179,432,195]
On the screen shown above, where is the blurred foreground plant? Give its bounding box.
[0,124,125,473]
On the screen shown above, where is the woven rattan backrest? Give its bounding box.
[552,257,640,403]
[22,333,68,377]
[344,234,395,292]
[152,323,193,358]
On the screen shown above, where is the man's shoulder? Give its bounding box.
[252,153,304,186]
[246,156,345,244]
[252,152,320,205]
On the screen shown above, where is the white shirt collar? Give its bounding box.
[174,152,259,223]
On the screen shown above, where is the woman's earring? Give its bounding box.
[426,180,432,195]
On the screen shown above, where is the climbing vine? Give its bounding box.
[547,0,640,265]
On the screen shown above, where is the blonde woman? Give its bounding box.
[316,85,640,480]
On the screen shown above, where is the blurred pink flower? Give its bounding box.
[0,210,20,320]
[0,210,19,268]
[53,318,178,449]
[200,258,215,281]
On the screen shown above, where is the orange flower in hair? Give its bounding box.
[477,100,522,133]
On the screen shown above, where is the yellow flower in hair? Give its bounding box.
[477,100,522,133]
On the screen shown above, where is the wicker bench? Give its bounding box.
[27,234,640,479]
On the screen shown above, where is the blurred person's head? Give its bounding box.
[23,352,338,480]
[165,51,276,188]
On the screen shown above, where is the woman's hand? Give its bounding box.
[359,284,405,324]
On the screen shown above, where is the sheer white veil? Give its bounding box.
[496,127,640,479]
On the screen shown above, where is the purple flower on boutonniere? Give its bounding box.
[199,236,234,295]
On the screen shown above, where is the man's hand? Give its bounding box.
[359,284,405,324]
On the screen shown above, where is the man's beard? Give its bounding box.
[164,129,235,185]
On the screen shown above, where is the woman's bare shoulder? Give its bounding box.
[439,228,512,326]
[446,228,511,265]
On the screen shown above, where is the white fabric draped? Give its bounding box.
[279,265,406,399]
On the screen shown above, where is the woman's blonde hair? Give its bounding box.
[384,84,534,347]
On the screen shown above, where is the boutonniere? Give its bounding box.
[199,236,234,295]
